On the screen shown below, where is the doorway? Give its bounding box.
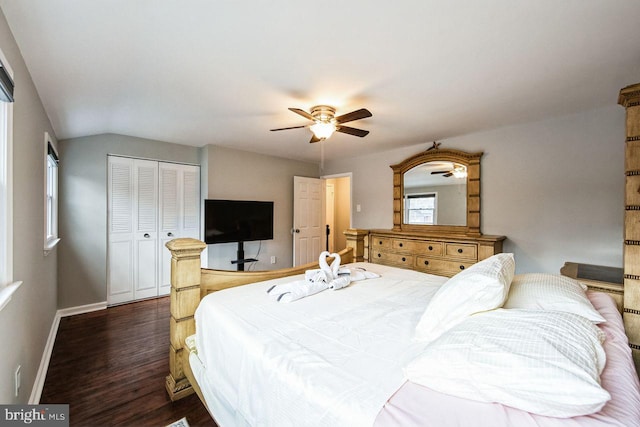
[292,174,352,266]
[324,174,351,253]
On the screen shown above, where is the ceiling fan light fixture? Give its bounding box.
[310,121,336,140]
[452,165,467,178]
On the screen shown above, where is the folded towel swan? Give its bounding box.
[267,252,380,302]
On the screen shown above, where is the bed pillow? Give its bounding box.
[504,273,606,323]
[406,309,610,418]
[413,253,515,343]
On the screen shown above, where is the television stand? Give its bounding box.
[230,241,257,271]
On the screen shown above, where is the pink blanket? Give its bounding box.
[375,291,640,427]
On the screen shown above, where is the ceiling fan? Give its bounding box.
[431,163,467,178]
[270,105,372,143]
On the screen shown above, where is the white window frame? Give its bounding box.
[44,132,60,255]
[0,47,21,312]
[404,192,438,225]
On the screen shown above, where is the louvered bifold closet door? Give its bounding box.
[181,165,201,239]
[159,163,200,295]
[159,163,179,296]
[107,157,135,304]
[108,157,199,304]
[133,159,159,300]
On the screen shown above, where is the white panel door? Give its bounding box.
[159,163,200,295]
[293,176,324,266]
[107,157,135,304]
[133,159,159,300]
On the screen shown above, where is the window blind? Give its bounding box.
[0,59,14,103]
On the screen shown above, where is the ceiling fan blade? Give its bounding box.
[443,173,453,178]
[335,108,372,124]
[431,170,449,175]
[309,134,322,143]
[289,108,316,121]
[270,125,309,132]
[336,125,369,137]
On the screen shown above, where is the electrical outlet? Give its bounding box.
[270,256,276,264]
[14,365,21,397]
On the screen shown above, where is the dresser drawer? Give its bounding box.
[445,243,477,260]
[371,236,392,249]
[416,256,474,276]
[372,250,415,268]
[392,239,443,255]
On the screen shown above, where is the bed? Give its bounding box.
[165,239,640,427]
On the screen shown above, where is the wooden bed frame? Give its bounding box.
[164,234,366,401]
[164,85,640,403]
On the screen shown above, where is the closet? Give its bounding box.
[107,156,200,305]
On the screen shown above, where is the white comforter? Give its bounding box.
[194,262,447,427]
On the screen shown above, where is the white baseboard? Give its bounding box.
[57,301,107,318]
[29,301,107,403]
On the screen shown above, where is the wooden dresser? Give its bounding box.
[350,229,505,277]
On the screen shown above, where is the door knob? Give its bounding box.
[295,229,300,233]
[144,233,150,238]
[167,232,174,237]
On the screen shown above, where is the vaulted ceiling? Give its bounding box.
[1,1,639,162]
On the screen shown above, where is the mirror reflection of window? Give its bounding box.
[403,161,467,226]
[405,193,436,225]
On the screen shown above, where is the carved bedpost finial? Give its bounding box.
[344,229,369,262]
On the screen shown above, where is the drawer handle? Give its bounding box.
[402,257,406,262]
[399,242,403,247]
[460,265,465,270]
[458,248,463,254]
[428,245,433,251]
[378,253,382,258]
[424,260,429,266]
[379,241,383,245]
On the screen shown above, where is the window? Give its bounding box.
[0,48,20,310]
[405,193,437,225]
[44,132,60,254]
[0,99,11,285]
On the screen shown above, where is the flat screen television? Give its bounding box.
[204,199,274,244]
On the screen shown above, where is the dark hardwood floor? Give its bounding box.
[40,297,216,427]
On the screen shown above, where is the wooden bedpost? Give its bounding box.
[344,229,369,262]
[619,82,640,373]
[165,238,206,401]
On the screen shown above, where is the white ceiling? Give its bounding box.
[1,1,639,163]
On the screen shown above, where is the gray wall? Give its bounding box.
[58,134,200,308]
[0,8,58,403]
[323,105,624,274]
[204,144,318,270]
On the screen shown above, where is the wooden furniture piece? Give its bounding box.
[366,230,505,277]
[347,148,506,276]
[391,148,482,235]
[165,237,640,426]
[164,238,356,401]
[619,82,640,370]
[560,262,624,312]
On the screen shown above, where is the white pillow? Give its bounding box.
[406,309,610,418]
[413,253,515,342]
[504,273,606,323]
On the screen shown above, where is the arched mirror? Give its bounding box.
[391,149,482,236]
